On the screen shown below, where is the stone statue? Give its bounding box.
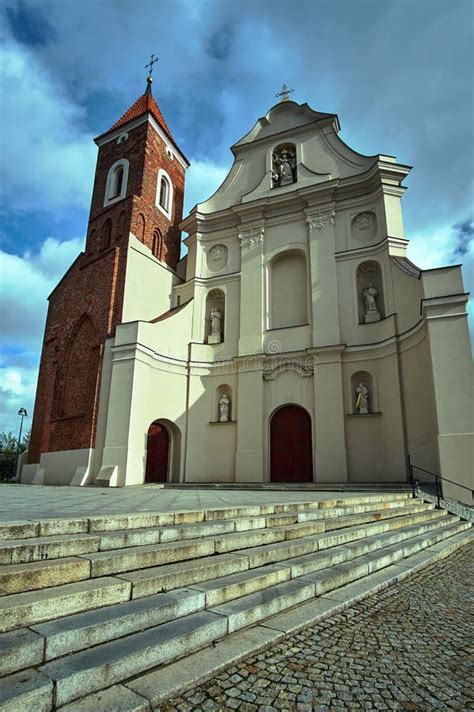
[363,283,381,323]
[209,307,223,343]
[219,394,230,422]
[355,383,369,414]
[363,283,378,312]
[272,146,296,188]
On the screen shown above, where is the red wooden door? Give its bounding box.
[270,406,313,482]
[145,422,169,483]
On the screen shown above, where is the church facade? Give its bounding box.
[23,79,473,503]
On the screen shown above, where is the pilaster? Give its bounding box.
[237,222,265,356]
[305,204,341,347]
[309,344,348,481]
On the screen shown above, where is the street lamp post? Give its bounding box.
[14,408,28,481]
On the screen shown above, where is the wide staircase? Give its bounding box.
[0,492,471,711]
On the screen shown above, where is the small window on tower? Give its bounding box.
[104,159,129,206]
[156,168,173,218]
[113,167,124,198]
[159,177,170,210]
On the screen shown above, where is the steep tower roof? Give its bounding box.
[110,80,174,142]
[95,77,188,163]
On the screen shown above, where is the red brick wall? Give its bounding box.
[28,114,186,463]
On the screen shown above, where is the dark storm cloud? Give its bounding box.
[5,0,56,47]
[452,218,474,259]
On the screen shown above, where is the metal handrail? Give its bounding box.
[407,455,474,509]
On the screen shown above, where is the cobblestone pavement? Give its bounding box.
[159,542,474,712]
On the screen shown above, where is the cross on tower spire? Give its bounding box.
[145,53,159,93]
[275,83,294,102]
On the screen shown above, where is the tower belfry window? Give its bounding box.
[113,167,124,198]
[156,168,174,218]
[159,176,169,210]
[104,159,129,206]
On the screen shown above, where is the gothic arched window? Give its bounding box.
[104,159,129,206]
[156,169,173,218]
[159,177,169,210]
[113,167,124,198]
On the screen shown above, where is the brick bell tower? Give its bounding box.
[28,70,189,472]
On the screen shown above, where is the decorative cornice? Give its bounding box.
[306,210,336,231]
[239,225,265,250]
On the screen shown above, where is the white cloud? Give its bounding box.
[0,40,96,214]
[0,236,83,434]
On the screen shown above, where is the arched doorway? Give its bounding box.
[145,421,170,483]
[270,405,313,483]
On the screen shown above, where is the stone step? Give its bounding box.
[323,502,433,530]
[97,519,235,551]
[0,668,54,712]
[208,578,315,633]
[189,564,292,607]
[285,515,463,577]
[0,627,45,677]
[0,577,132,633]
[83,537,216,578]
[0,533,100,566]
[30,588,204,662]
[297,500,428,522]
[120,553,250,600]
[38,610,228,707]
[0,556,91,596]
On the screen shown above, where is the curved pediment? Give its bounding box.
[232,101,338,150]
[193,100,381,215]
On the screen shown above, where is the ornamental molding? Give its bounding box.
[307,210,336,231]
[238,225,265,250]
[263,358,314,381]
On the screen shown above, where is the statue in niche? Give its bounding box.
[272,145,297,188]
[355,383,369,414]
[363,283,381,323]
[219,394,230,422]
[208,306,223,344]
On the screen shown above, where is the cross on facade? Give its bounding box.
[145,53,159,78]
[275,84,294,102]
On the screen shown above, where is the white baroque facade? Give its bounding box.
[23,97,474,503]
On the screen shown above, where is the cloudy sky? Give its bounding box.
[0,0,473,436]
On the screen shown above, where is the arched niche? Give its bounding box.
[351,211,377,242]
[205,288,225,344]
[152,228,163,260]
[271,143,297,189]
[61,315,100,418]
[137,213,146,242]
[117,210,126,240]
[270,250,308,329]
[356,260,385,324]
[215,384,234,422]
[350,370,378,414]
[101,218,112,250]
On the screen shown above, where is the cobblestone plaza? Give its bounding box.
[159,543,474,712]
